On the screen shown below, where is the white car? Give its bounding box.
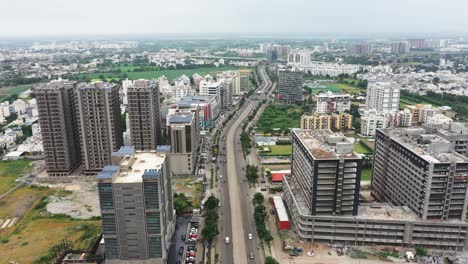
[219,175,223,179]
[248,233,253,240]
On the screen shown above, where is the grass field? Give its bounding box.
[78,66,244,81]
[0,84,36,102]
[259,145,292,156]
[353,141,374,155]
[361,167,373,181]
[324,83,364,94]
[0,159,32,194]
[257,105,303,133]
[0,186,101,264]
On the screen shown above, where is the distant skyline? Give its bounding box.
[2,0,468,37]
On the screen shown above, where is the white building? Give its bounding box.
[316,91,351,113]
[360,109,412,137]
[217,71,241,96]
[12,99,27,114]
[289,61,362,77]
[288,49,313,65]
[425,114,453,130]
[366,81,400,111]
[199,80,221,102]
[0,102,11,123]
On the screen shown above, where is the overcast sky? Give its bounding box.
[1,0,468,36]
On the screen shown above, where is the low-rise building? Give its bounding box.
[300,113,352,131]
[316,91,351,113]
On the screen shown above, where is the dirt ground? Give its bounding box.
[39,180,100,219]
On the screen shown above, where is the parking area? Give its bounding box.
[168,217,202,264]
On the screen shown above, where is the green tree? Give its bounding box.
[265,256,280,264]
[415,246,427,256]
[253,192,264,205]
[205,195,219,211]
[201,222,219,244]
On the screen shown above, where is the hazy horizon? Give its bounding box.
[1,0,468,38]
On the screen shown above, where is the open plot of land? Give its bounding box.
[259,145,292,156]
[0,84,36,101]
[78,66,243,81]
[0,186,45,219]
[0,159,32,194]
[0,218,101,264]
[173,178,203,208]
[257,105,303,133]
[323,82,364,94]
[0,184,101,264]
[361,168,373,182]
[353,141,373,155]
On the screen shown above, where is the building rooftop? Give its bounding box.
[97,151,166,183]
[317,91,350,98]
[114,152,165,183]
[293,129,359,159]
[357,203,418,221]
[168,112,194,125]
[381,127,468,163]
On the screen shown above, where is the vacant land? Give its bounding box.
[361,167,373,181]
[257,105,303,133]
[259,145,292,156]
[0,159,32,194]
[353,141,373,155]
[0,84,36,102]
[0,186,45,219]
[324,82,364,94]
[78,66,243,81]
[0,186,101,264]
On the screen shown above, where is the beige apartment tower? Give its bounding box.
[127,79,162,150]
[75,82,123,175]
[36,80,81,176]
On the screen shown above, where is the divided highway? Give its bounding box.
[218,66,273,264]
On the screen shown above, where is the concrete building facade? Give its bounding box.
[167,112,197,176]
[76,82,123,175]
[366,81,400,112]
[97,146,175,263]
[36,80,81,176]
[372,127,468,221]
[300,113,352,131]
[127,79,162,151]
[290,129,362,216]
[316,91,351,113]
[277,69,303,102]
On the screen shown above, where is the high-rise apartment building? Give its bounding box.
[219,81,233,112]
[277,69,303,102]
[217,71,240,96]
[316,91,351,113]
[239,69,250,92]
[127,79,162,151]
[351,44,370,55]
[365,81,400,111]
[407,39,427,49]
[97,146,175,263]
[76,81,123,175]
[372,127,468,221]
[36,80,81,176]
[290,129,362,216]
[167,112,197,176]
[391,42,410,54]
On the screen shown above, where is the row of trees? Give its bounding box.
[201,195,219,263]
[252,192,273,244]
